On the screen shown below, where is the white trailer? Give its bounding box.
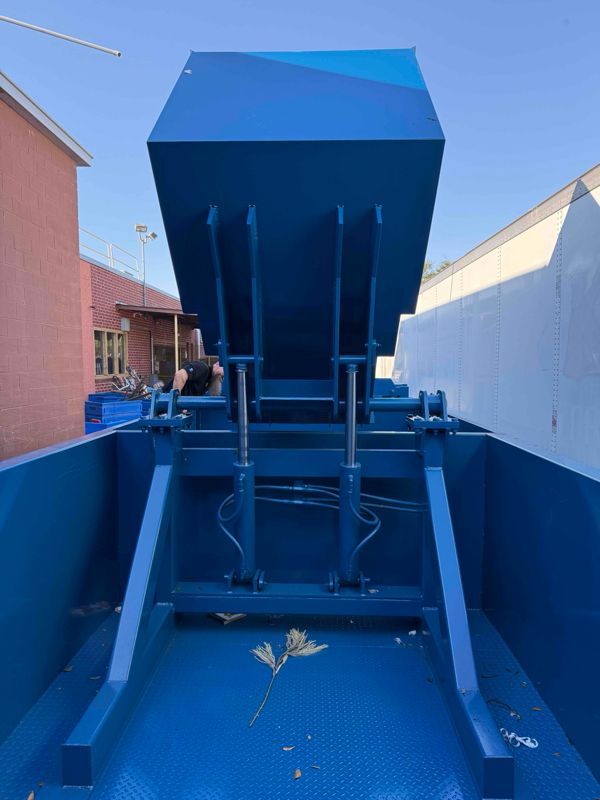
[395,162,600,471]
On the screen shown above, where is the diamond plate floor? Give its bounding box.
[91,615,477,800]
[0,615,117,800]
[1,613,599,800]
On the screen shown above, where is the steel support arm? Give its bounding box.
[423,466,513,799]
[62,464,175,787]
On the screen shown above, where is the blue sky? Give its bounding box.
[1,0,599,297]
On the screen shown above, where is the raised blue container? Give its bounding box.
[148,49,444,381]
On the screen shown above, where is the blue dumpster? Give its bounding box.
[0,50,598,800]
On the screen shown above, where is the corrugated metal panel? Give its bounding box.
[396,165,600,471]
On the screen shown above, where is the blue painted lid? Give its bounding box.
[148,49,443,401]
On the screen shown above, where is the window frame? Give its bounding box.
[93,328,128,378]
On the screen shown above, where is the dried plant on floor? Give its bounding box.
[248,628,328,727]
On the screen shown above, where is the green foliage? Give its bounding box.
[422,258,453,283]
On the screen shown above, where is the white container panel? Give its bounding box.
[459,248,499,429]
[414,303,437,392]
[557,185,600,465]
[497,213,558,449]
[434,273,460,409]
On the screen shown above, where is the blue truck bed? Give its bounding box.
[2,608,598,799]
[1,49,599,800]
[1,426,599,799]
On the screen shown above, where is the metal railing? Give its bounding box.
[79,227,139,277]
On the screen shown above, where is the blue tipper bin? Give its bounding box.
[148,49,444,379]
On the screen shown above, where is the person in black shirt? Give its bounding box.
[163,360,224,396]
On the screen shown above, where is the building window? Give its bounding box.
[94,329,127,376]
[153,343,193,381]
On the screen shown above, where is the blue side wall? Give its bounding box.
[445,433,486,608]
[0,435,121,743]
[483,436,600,780]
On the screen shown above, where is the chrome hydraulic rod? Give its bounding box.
[344,365,358,467]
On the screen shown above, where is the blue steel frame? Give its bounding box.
[207,206,232,418]
[363,204,382,420]
[331,205,344,418]
[246,205,264,420]
[203,202,387,423]
[62,392,191,785]
[60,390,514,798]
[410,402,513,798]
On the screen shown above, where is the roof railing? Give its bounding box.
[79,227,139,277]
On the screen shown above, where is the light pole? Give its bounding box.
[134,224,157,306]
[0,15,121,57]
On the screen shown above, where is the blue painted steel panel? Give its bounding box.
[0,435,120,743]
[444,432,486,608]
[484,435,600,782]
[0,612,600,800]
[90,616,481,800]
[148,50,443,380]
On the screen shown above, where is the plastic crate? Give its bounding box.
[85,421,112,434]
[87,392,126,403]
[85,399,142,422]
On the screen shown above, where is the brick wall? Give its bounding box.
[80,257,95,397]
[82,258,197,392]
[0,99,85,459]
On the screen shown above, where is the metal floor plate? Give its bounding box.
[1,613,598,800]
[0,615,117,800]
[91,615,477,800]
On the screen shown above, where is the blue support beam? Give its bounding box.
[246,205,264,420]
[62,464,175,787]
[207,205,232,418]
[364,204,382,419]
[422,466,514,799]
[173,581,422,616]
[151,393,443,415]
[332,205,344,418]
[179,446,421,478]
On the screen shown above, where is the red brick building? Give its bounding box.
[0,73,204,460]
[0,71,91,459]
[80,255,201,395]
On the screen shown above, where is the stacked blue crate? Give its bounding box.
[84,393,143,434]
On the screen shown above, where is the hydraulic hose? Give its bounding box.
[217,492,246,569]
[216,482,424,578]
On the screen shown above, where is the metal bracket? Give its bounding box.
[225,568,265,593]
[140,388,192,428]
[328,570,370,595]
[407,390,458,467]
[139,389,191,465]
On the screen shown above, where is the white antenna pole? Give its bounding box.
[0,15,122,57]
